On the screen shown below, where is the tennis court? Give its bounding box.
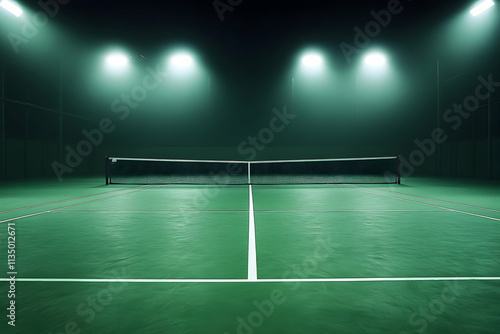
[1,1,500,333]
[1,173,500,333]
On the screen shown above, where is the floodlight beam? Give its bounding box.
[301,53,324,68]
[106,53,129,67]
[0,0,22,17]
[170,53,194,68]
[364,52,387,67]
[470,0,495,16]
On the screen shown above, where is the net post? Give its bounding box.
[247,162,251,185]
[105,156,109,185]
[397,155,401,185]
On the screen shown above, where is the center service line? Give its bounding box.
[248,185,258,281]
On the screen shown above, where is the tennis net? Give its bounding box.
[105,156,401,185]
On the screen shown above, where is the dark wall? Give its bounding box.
[0,1,499,181]
[1,55,499,181]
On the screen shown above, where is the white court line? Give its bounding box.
[50,186,159,212]
[255,210,445,213]
[248,185,258,281]
[49,209,444,214]
[0,186,157,224]
[1,277,499,283]
[346,187,500,222]
[0,185,146,214]
[51,210,248,214]
[359,186,500,213]
[0,211,51,224]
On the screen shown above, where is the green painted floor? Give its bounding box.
[1,177,500,333]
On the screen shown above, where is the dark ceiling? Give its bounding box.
[8,0,481,66]
[1,0,498,148]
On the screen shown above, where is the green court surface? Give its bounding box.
[1,177,500,333]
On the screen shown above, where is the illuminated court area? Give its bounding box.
[1,175,500,333]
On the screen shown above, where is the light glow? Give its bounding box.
[106,53,129,67]
[301,53,324,68]
[364,53,387,67]
[0,0,22,17]
[170,53,194,68]
[470,0,495,16]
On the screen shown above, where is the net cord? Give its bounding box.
[107,156,399,164]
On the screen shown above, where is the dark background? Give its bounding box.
[0,0,498,179]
